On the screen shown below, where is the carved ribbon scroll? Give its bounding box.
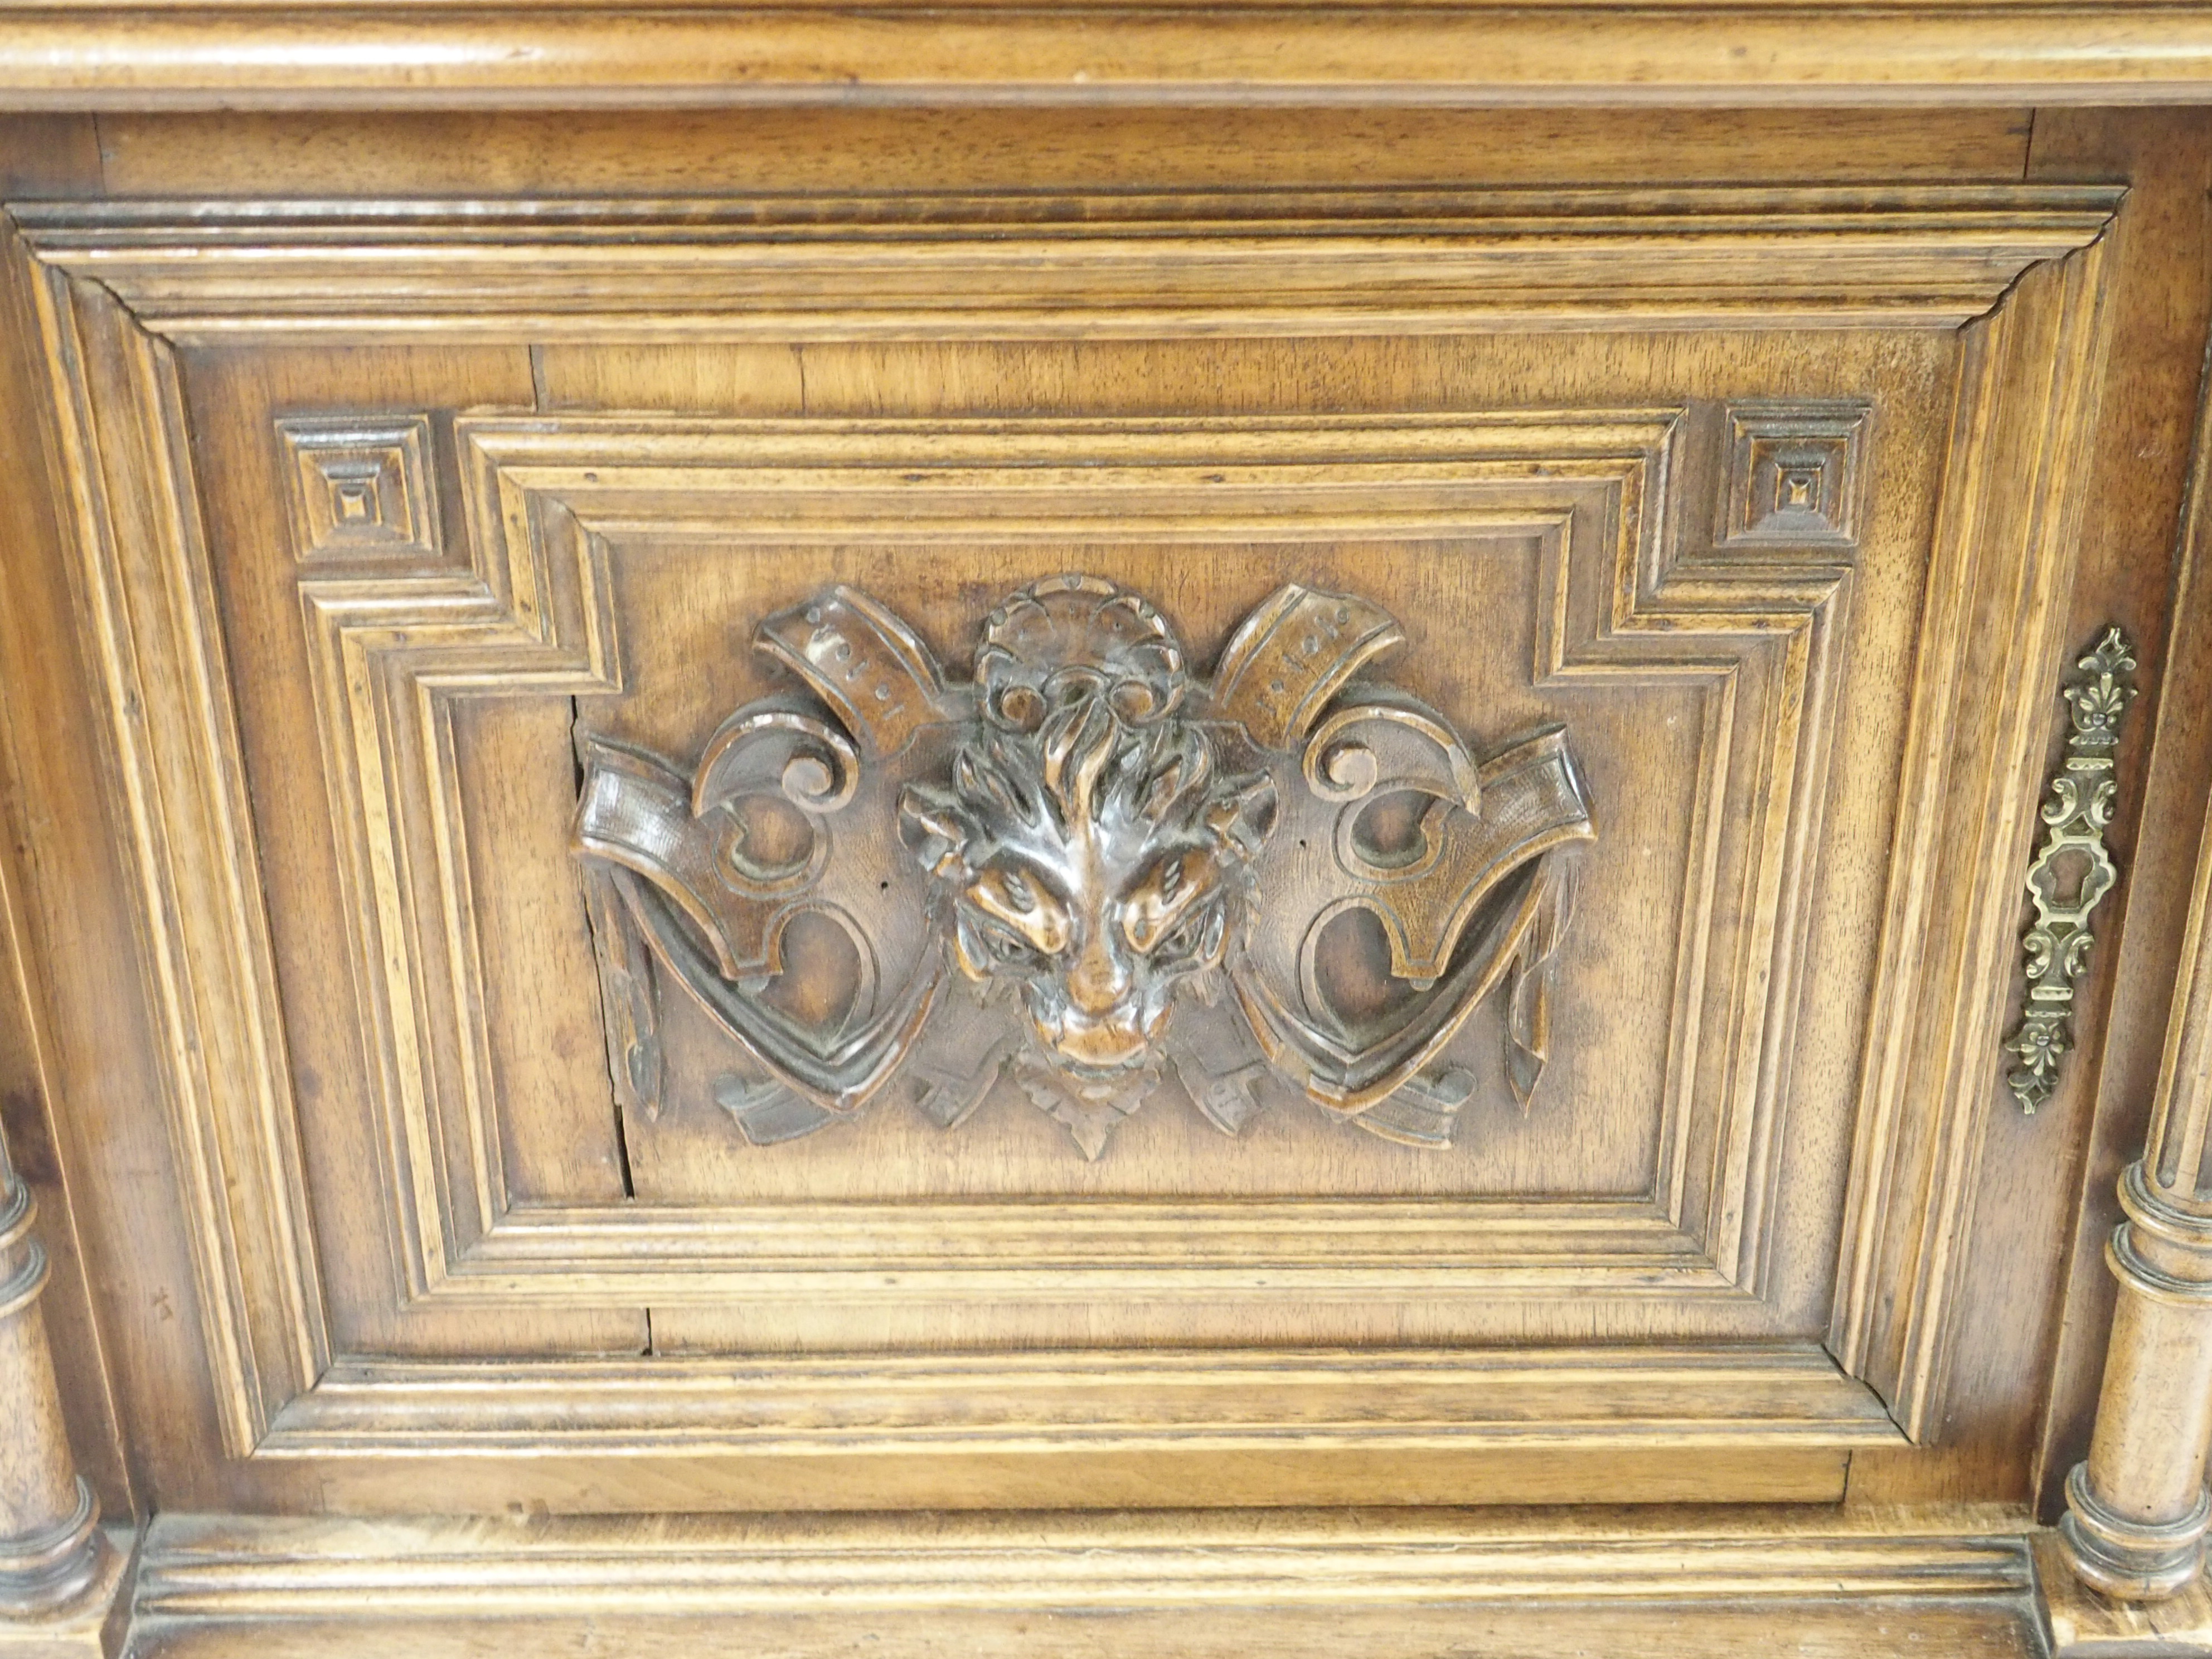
[575,576,1595,1157]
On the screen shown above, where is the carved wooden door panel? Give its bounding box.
[5,183,2122,1514]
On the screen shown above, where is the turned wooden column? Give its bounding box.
[2060,807,2212,1600]
[0,1121,105,1617]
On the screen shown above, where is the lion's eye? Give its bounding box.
[1152,900,1219,963]
[981,921,1031,959]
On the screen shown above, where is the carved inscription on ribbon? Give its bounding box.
[575,578,1594,1157]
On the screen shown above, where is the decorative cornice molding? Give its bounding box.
[8,186,2124,341]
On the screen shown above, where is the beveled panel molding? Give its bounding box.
[12,187,2122,342]
[441,405,1833,1308]
[1827,226,2117,1440]
[260,1341,1899,1461]
[4,188,2116,1476]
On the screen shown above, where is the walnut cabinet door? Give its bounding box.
[2,183,2129,1515]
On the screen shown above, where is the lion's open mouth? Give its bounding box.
[1036,1010,1163,1080]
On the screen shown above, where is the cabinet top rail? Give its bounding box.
[0,6,2209,112]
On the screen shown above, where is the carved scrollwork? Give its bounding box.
[2003,625,2137,1114]
[575,576,1595,1157]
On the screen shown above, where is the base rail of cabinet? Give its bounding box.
[95,1506,2071,1659]
[0,1504,2200,1657]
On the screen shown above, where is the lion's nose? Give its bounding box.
[1067,932,1129,1016]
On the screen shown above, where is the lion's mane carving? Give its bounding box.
[902,579,1275,1078]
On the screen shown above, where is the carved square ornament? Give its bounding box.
[276,415,439,561]
[1719,401,1869,548]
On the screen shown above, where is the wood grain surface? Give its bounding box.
[0,6,2201,111]
[0,102,2206,1643]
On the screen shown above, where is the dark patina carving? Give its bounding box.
[575,576,1593,1157]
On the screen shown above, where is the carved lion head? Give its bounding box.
[901,576,1275,1082]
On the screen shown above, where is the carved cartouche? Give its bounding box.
[575,574,1593,1157]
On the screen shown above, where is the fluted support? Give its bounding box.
[0,1133,107,1619]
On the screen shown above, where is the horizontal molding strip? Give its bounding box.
[440,1202,1743,1305]
[259,1342,1905,1457]
[467,1196,1699,1264]
[0,8,2206,110]
[9,186,2123,339]
[130,1507,2029,1623]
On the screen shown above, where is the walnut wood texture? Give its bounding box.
[0,172,2139,1527]
[2051,292,2212,1600]
[0,120,2194,1659]
[115,1507,2049,1659]
[0,1131,106,1621]
[83,108,2041,197]
[2039,1529,2212,1655]
[0,956,119,1641]
[0,4,2209,110]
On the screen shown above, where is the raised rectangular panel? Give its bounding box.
[5,185,2118,1504]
